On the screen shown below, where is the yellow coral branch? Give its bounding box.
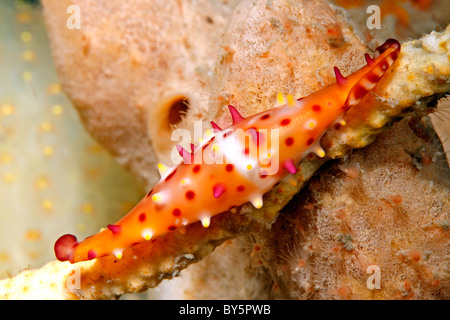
[0,25,449,300]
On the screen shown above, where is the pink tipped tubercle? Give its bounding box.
[228,105,245,124]
[87,249,97,260]
[364,53,374,66]
[107,224,121,235]
[176,145,193,163]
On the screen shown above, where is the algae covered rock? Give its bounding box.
[42,0,241,186]
[0,0,143,280]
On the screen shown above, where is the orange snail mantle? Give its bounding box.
[54,39,401,263]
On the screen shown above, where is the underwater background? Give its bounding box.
[0,0,448,299]
[0,0,144,279]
